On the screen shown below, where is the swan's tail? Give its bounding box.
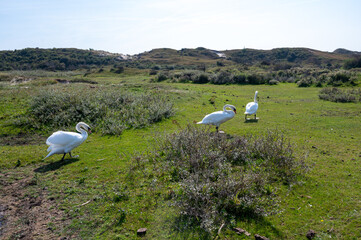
[43,144,61,160]
[43,151,55,160]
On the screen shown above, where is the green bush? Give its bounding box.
[210,71,233,84]
[297,78,313,87]
[268,79,279,85]
[232,73,247,84]
[327,71,351,86]
[344,56,361,69]
[247,73,267,85]
[193,73,209,84]
[157,72,168,82]
[18,87,175,135]
[319,87,361,103]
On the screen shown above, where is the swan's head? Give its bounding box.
[78,122,91,133]
[224,104,236,114]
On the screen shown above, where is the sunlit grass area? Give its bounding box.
[1,70,360,239]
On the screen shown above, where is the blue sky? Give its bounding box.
[1,0,360,54]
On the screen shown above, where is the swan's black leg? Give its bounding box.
[61,153,66,161]
[216,126,219,132]
[255,114,257,119]
[69,152,73,158]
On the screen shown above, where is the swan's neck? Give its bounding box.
[254,93,258,103]
[223,105,235,115]
[76,125,88,140]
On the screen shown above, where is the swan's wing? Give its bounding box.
[198,111,234,125]
[245,102,258,114]
[46,131,82,146]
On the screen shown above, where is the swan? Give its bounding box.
[197,104,236,132]
[44,122,91,160]
[244,91,258,120]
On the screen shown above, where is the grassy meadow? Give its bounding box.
[0,69,361,239]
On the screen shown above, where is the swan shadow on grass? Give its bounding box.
[244,118,259,123]
[34,158,79,173]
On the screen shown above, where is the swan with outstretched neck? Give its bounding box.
[197,104,236,132]
[44,122,91,160]
[244,91,258,120]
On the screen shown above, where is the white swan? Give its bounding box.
[197,104,236,132]
[244,91,258,120]
[44,122,91,160]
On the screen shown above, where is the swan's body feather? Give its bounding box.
[46,131,84,153]
[244,102,258,115]
[44,122,91,160]
[197,110,235,127]
[244,91,259,117]
[197,104,236,131]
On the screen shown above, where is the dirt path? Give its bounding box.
[0,168,69,240]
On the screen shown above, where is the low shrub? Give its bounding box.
[319,87,361,103]
[193,73,209,84]
[149,69,157,75]
[232,73,247,84]
[18,87,175,135]
[327,71,351,86]
[344,56,361,69]
[137,126,306,233]
[157,72,168,82]
[297,78,313,87]
[210,71,233,84]
[247,73,268,85]
[268,79,279,85]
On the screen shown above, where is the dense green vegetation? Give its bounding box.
[344,56,361,69]
[319,87,361,103]
[0,48,124,71]
[16,87,174,135]
[0,48,361,239]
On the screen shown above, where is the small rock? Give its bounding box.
[233,228,251,236]
[255,234,269,240]
[290,113,294,115]
[137,228,147,236]
[312,146,317,149]
[306,229,316,239]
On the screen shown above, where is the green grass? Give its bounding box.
[1,70,361,239]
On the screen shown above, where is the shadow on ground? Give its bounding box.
[244,119,259,123]
[34,158,79,173]
[170,213,283,239]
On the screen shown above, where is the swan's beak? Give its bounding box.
[88,128,92,133]
[234,109,237,114]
